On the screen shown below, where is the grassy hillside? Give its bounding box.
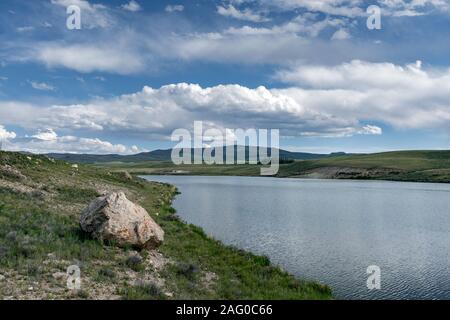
[278,150,450,182]
[102,150,450,183]
[0,151,331,300]
[98,161,263,176]
[48,147,345,164]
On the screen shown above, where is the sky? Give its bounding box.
[0,0,450,154]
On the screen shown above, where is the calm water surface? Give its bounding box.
[143,175,450,299]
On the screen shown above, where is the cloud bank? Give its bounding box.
[0,128,144,154]
[2,60,450,153]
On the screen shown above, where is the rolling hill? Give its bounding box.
[48,147,347,163]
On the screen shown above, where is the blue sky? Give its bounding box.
[0,0,450,154]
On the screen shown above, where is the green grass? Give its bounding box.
[102,150,450,183]
[119,281,166,300]
[0,151,332,300]
[0,190,108,284]
[56,186,100,202]
[277,150,450,182]
[98,161,262,176]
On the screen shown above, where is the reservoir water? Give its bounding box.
[142,175,450,299]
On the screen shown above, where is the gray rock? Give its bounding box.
[6,231,17,242]
[80,192,164,249]
[0,246,8,258]
[52,272,66,280]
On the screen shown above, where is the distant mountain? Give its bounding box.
[48,147,348,164]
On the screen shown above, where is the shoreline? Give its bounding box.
[155,182,333,299]
[0,151,333,300]
[98,150,450,184]
[134,171,450,185]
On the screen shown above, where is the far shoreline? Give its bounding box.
[135,171,450,185]
[95,150,450,185]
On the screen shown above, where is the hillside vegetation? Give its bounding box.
[103,151,450,183]
[48,147,345,163]
[0,151,331,300]
[278,150,450,182]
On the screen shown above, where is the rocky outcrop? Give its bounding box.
[80,192,164,249]
[0,164,27,181]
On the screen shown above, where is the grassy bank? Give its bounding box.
[101,150,450,183]
[0,151,331,300]
[278,150,450,183]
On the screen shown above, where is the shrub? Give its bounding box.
[125,254,144,272]
[176,262,199,280]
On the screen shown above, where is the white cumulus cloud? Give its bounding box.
[32,128,58,141]
[0,125,16,140]
[29,81,55,91]
[217,5,270,22]
[3,129,145,154]
[121,1,141,12]
[2,61,450,147]
[275,60,450,130]
[0,82,382,139]
[331,28,351,40]
[33,43,145,74]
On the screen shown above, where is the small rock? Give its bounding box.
[28,286,34,291]
[147,251,167,271]
[0,274,5,281]
[6,231,17,242]
[71,164,79,169]
[52,272,66,280]
[21,235,32,245]
[0,246,8,258]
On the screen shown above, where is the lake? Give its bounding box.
[142,175,450,299]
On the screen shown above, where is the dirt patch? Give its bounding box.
[0,179,50,199]
[0,165,27,181]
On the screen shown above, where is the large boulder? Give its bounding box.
[80,192,164,249]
